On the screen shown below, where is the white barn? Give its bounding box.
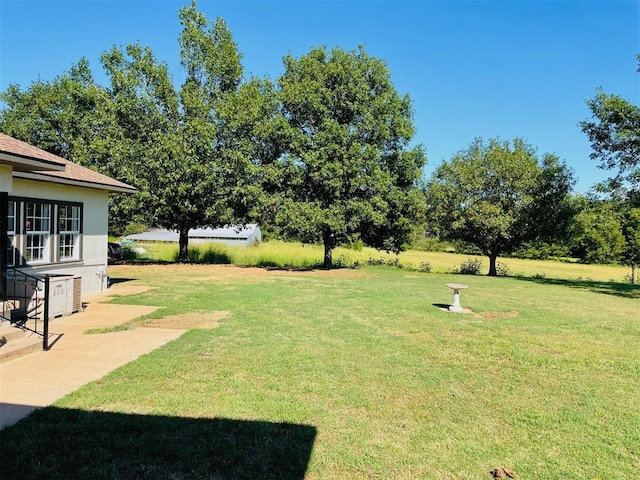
[125,225,262,247]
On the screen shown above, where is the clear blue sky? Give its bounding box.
[1,0,638,193]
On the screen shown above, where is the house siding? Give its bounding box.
[10,178,109,294]
[0,164,13,191]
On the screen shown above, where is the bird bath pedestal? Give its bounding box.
[446,283,468,313]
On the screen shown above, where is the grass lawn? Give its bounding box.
[130,239,633,282]
[1,263,639,479]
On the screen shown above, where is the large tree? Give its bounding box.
[0,58,110,163]
[622,208,640,284]
[580,55,640,202]
[0,2,269,261]
[109,3,253,262]
[569,204,625,265]
[0,59,143,232]
[269,46,426,267]
[425,138,575,276]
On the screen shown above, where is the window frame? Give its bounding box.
[8,197,84,266]
[24,200,52,264]
[6,199,16,267]
[56,202,82,261]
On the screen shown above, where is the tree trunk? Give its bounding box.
[488,253,498,276]
[178,228,190,263]
[632,264,638,285]
[323,229,335,269]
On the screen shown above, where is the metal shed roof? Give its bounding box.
[125,225,260,242]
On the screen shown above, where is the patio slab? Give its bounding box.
[0,284,185,430]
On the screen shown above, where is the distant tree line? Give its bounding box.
[1,1,638,280]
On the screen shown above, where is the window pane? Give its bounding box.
[58,204,81,260]
[25,202,51,263]
[7,201,15,266]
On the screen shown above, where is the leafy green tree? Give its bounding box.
[569,205,625,265]
[580,54,640,201]
[269,46,426,267]
[0,58,110,162]
[425,138,575,276]
[621,208,640,284]
[1,2,270,261]
[0,59,141,232]
[127,4,247,262]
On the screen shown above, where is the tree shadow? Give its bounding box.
[108,277,138,285]
[0,406,317,480]
[513,275,640,299]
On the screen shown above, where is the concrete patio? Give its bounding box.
[0,283,185,430]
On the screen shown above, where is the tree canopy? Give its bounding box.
[0,1,270,262]
[425,137,575,276]
[621,207,640,283]
[268,46,426,267]
[580,54,640,203]
[569,204,625,265]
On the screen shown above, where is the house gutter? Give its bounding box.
[13,172,138,194]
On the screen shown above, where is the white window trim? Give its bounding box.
[25,201,52,264]
[9,198,84,266]
[57,204,81,261]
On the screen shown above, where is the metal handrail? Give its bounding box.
[2,267,51,350]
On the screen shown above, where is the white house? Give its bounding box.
[0,133,137,297]
[125,225,262,247]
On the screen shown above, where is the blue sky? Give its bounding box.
[1,0,638,193]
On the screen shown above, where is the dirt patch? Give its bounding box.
[110,264,373,282]
[138,311,229,330]
[475,311,519,321]
[104,284,153,297]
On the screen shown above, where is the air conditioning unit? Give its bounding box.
[72,276,82,313]
[48,275,81,318]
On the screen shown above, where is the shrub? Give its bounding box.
[454,258,483,275]
[419,261,432,273]
[120,240,151,261]
[496,261,511,277]
[386,257,400,267]
[366,257,387,266]
[510,240,570,260]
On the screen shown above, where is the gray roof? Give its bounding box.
[125,225,260,242]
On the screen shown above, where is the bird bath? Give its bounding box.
[446,283,468,313]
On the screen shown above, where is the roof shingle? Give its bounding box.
[0,133,137,193]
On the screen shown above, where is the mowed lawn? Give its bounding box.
[2,263,639,479]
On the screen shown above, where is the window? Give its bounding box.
[58,204,81,260]
[9,198,83,265]
[7,200,15,266]
[25,202,51,263]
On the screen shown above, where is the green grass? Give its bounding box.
[128,239,632,283]
[2,264,639,479]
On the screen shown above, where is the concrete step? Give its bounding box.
[0,328,43,364]
[0,327,26,343]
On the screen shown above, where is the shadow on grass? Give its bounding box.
[0,406,316,480]
[256,261,320,272]
[107,277,137,285]
[514,275,640,299]
[432,303,451,310]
